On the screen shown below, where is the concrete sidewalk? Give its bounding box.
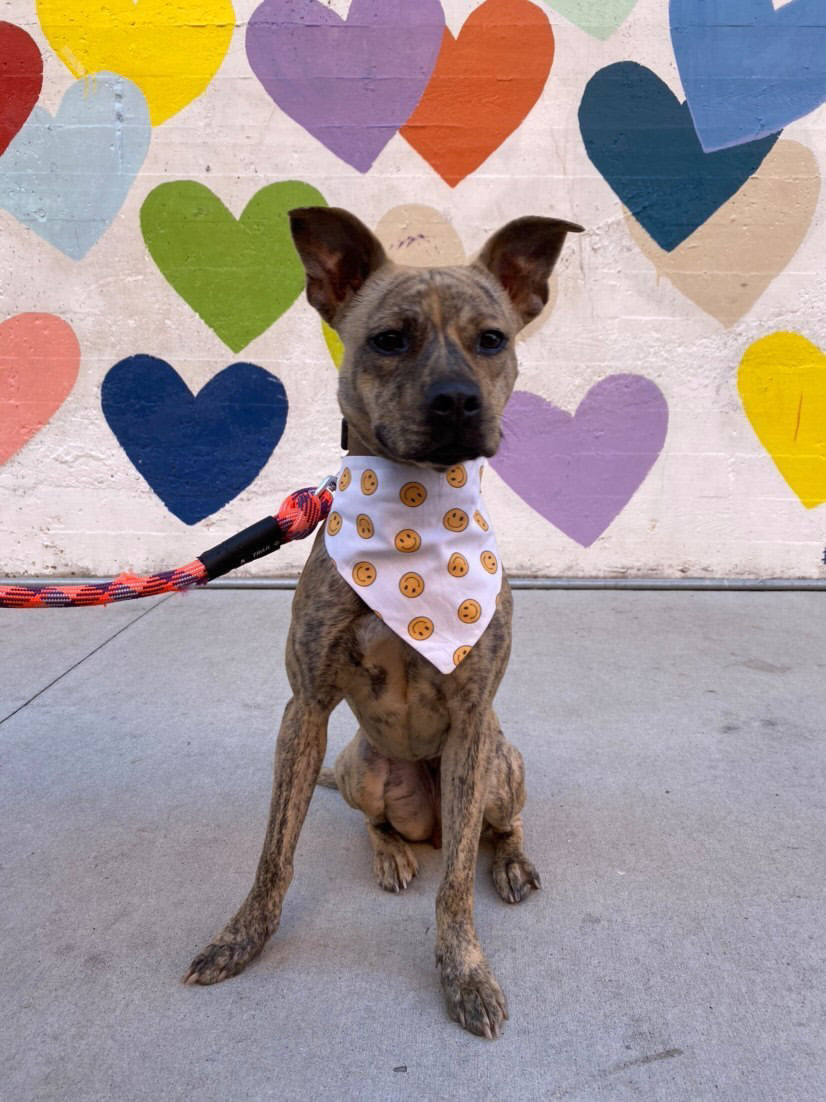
[1,589,825,1101]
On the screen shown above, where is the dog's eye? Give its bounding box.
[369,330,408,355]
[477,330,507,355]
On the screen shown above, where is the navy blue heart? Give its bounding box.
[102,356,288,525]
[578,62,779,252]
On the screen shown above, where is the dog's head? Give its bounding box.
[289,207,582,469]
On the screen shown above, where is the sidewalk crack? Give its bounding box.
[0,596,173,728]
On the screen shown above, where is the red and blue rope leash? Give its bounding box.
[0,477,336,610]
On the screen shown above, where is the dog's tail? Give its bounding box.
[316,767,338,789]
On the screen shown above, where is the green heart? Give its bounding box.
[141,180,326,353]
[542,0,637,40]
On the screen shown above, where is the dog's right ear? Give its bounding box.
[288,207,388,327]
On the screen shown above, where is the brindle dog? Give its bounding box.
[184,208,583,1038]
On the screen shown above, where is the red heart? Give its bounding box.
[400,0,554,187]
[0,314,80,464]
[0,22,43,156]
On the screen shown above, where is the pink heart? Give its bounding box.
[0,313,80,464]
[491,377,668,547]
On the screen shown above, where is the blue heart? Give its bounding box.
[578,62,779,252]
[0,73,150,260]
[102,357,289,525]
[671,0,826,152]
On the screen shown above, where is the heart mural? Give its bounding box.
[670,0,826,152]
[738,332,826,510]
[579,62,779,252]
[624,139,821,326]
[540,0,637,40]
[140,180,326,353]
[0,22,43,157]
[36,0,235,126]
[102,356,289,524]
[246,0,445,173]
[0,74,150,260]
[401,0,555,187]
[0,313,80,464]
[491,378,669,547]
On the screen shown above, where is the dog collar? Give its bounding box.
[324,455,502,674]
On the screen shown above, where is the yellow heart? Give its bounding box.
[37,0,235,125]
[738,332,826,509]
[322,321,344,370]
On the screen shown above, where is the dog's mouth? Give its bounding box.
[375,425,497,470]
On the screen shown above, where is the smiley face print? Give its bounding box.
[361,469,379,495]
[352,561,377,586]
[327,511,342,535]
[453,645,472,666]
[480,550,498,574]
[399,572,425,598]
[394,528,421,553]
[443,508,469,532]
[399,481,427,507]
[474,510,489,532]
[447,552,469,577]
[457,598,481,624]
[445,464,467,488]
[356,514,374,539]
[408,616,434,641]
[338,467,351,491]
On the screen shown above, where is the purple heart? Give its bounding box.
[246,0,445,173]
[491,377,669,547]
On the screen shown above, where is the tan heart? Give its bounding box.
[625,140,820,327]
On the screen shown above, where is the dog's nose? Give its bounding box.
[426,379,482,424]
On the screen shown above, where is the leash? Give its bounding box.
[0,477,336,610]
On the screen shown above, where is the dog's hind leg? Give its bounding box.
[331,731,437,892]
[484,723,541,905]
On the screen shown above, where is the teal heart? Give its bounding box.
[140,180,326,353]
[541,0,637,40]
[0,72,150,259]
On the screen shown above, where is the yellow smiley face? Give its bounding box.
[408,616,434,641]
[445,464,467,488]
[443,508,469,532]
[474,510,489,532]
[453,645,472,666]
[457,598,482,624]
[447,552,469,577]
[480,550,498,574]
[352,561,377,586]
[361,469,378,495]
[356,514,374,539]
[394,528,421,553]
[338,467,351,491]
[399,481,427,507]
[399,571,425,598]
[327,512,342,535]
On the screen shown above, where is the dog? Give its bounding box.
[183,207,583,1038]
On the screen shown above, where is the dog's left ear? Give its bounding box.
[289,207,388,327]
[475,216,584,328]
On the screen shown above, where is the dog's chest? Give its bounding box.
[344,613,454,761]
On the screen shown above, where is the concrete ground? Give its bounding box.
[1,588,825,1101]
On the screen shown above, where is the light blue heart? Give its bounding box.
[671,0,826,152]
[0,73,150,259]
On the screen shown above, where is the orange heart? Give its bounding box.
[0,313,80,463]
[400,0,554,187]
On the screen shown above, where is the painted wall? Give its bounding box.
[1,0,825,579]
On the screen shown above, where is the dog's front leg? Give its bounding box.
[437,708,507,1039]
[184,696,329,985]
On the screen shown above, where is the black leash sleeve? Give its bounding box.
[197,516,284,580]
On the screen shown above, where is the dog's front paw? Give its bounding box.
[183,913,270,985]
[492,854,541,904]
[440,962,508,1040]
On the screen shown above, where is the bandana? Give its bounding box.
[324,455,502,674]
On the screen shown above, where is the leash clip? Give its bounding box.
[316,475,337,497]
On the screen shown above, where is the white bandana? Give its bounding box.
[324,455,502,674]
